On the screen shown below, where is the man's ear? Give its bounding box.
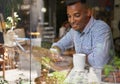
[87,9,92,17]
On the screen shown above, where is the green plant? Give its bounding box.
[52,71,67,84]
[103,55,120,77]
[6,12,21,29]
[103,65,114,76]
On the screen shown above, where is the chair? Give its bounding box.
[0,44,5,80]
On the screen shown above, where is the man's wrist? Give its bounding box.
[51,46,61,54]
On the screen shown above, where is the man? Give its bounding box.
[51,0,114,68]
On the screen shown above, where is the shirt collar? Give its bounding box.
[83,16,95,34]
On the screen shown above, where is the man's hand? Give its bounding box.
[50,48,64,62]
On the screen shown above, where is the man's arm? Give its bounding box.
[88,23,114,68]
[52,29,74,53]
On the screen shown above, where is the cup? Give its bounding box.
[73,53,86,71]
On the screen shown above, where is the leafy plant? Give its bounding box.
[42,56,51,64]
[104,65,114,76]
[103,55,120,77]
[6,12,21,29]
[52,71,67,84]
[113,56,120,69]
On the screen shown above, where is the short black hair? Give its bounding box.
[65,0,86,5]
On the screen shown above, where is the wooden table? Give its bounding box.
[18,45,73,71]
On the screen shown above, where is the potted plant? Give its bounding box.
[5,11,21,30]
[102,55,120,83]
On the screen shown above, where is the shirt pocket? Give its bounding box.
[81,41,92,55]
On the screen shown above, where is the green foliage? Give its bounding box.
[104,65,114,76]
[42,56,51,64]
[103,55,120,76]
[6,12,21,28]
[113,56,120,69]
[52,71,67,84]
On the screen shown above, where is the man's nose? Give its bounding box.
[69,18,75,27]
[69,16,75,24]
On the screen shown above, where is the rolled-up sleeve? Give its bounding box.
[52,29,74,53]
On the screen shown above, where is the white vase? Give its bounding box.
[3,29,16,47]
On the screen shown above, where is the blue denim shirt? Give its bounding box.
[52,16,114,68]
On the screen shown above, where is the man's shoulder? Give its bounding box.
[94,19,109,27]
[91,19,110,32]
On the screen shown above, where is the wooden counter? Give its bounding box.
[17,45,73,71]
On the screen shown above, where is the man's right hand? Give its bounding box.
[50,48,64,62]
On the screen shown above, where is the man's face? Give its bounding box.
[67,2,91,32]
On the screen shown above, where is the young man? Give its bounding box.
[51,0,114,68]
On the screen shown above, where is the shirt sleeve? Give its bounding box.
[88,23,114,68]
[52,29,74,52]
